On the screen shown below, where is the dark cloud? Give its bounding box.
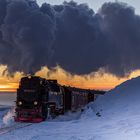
[0,0,140,77]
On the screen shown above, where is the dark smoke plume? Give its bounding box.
[0,0,55,73]
[0,0,140,77]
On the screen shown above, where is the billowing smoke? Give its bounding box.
[0,0,55,73]
[0,0,140,77]
[99,3,140,77]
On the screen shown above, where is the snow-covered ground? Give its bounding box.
[1,77,140,139]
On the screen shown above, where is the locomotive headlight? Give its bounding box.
[34,101,38,105]
[18,101,22,105]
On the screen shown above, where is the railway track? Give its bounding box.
[0,123,32,135]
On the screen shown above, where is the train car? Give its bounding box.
[15,75,101,123]
[63,87,89,112]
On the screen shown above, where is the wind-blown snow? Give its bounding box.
[2,108,15,126]
[1,77,140,139]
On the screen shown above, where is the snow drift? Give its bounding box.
[88,76,140,118]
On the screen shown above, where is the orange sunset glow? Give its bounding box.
[0,65,140,92]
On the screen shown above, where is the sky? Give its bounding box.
[0,0,140,92]
[37,0,140,14]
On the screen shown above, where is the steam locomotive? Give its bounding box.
[15,75,103,122]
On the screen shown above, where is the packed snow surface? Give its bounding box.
[1,77,140,139]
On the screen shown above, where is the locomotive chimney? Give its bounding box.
[27,71,35,78]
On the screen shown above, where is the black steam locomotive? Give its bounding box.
[15,75,102,122]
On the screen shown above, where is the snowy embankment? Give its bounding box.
[1,77,140,139]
